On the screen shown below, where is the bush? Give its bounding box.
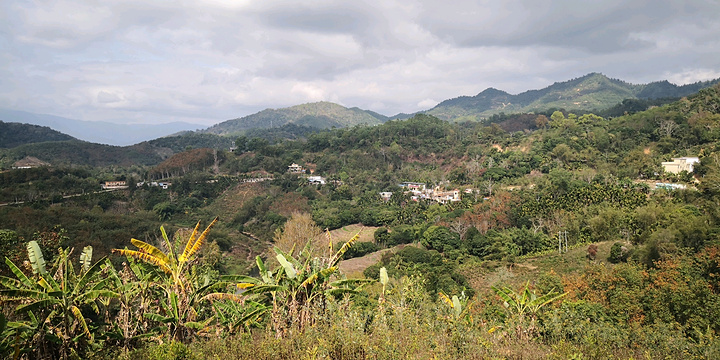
[374,227,390,246]
[608,242,629,263]
[343,241,380,259]
[420,226,460,252]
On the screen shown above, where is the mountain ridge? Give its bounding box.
[202,101,385,136]
[426,73,720,121]
[0,109,204,146]
[0,121,76,148]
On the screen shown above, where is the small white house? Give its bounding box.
[102,181,128,189]
[662,157,699,174]
[307,176,326,185]
[288,163,305,173]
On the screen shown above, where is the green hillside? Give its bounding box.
[0,132,234,169]
[0,121,75,148]
[203,101,385,135]
[427,72,720,121]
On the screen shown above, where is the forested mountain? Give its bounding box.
[427,72,720,121]
[0,132,233,169]
[202,101,386,135]
[0,121,76,148]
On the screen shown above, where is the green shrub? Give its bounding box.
[608,242,629,263]
[343,241,380,259]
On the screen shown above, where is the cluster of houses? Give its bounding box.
[103,180,173,190]
[287,163,328,185]
[381,182,462,204]
[135,181,172,189]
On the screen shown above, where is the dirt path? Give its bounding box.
[339,243,415,276]
[339,248,389,275]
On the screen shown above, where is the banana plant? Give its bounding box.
[0,243,117,360]
[113,217,218,291]
[230,231,372,337]
[101,255,160,350]
[205,296,267,335]
[113,217,222,342]
[491,281,566,338]
[439,291,463,318]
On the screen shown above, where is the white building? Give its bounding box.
[307,176,326,185]
[662,157,699,174]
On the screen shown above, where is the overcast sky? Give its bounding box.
[1,0,719,126]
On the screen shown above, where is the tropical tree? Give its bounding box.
[0,242,117,360]
[102,255,160,351]
[233,231,371,338]
[491,281,566,339]
[113,217,224,343]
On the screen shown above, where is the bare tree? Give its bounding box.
[530,217,545,235]
[448,220,472,240]
[658,119,679,138]
[484,179,495,197]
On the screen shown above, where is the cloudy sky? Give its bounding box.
[1,0,719,126]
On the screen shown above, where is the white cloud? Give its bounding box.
[665,69,720,86]
[0,0,719,125]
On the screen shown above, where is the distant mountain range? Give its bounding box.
[202,101,387,136]
[202,73,719,135]
[426,73,719,122]
[2,72,719,169]
[0,109,204,146]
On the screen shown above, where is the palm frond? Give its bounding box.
[160,226,175,262]
[0,275,23,290]
[242,284,286,295]
[491,285,517,309]
[26,241,47,275]
[179,220,202,262]
[256,256,272,283]
[439,291,453,307]
[183,217,219,262]
[129,239,171,266]
[75,256,108,292]
[380,267,388,286]
[219,275,262,284]
[1,288,50,301]
[16,298,60,313]
[112,249,172,274]
[4,257,32,287]
[79,246,93,273]
[232,307,268,330]
[203,293,246,302]
[330,230,361,266]
[276,254,297,279]
[144,313,174,323]
[529,291,567,312]
[328,278,373,288]
[71,305,92,340]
